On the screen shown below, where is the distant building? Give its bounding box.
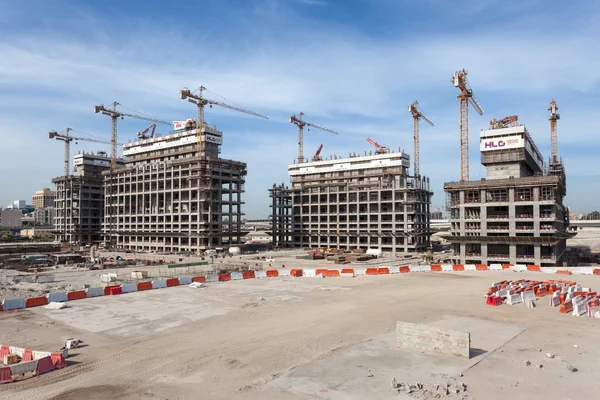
[0,209,23,228]
[32,188,56,209]
[244,230,272,243]
[20,228,55,238]
[33,207,56,226]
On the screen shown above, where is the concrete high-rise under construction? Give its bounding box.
[271,150,433,253]
[444,118,572,267]
[102,119,247,253]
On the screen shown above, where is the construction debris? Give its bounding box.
[391,379,468,398]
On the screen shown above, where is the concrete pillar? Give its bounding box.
[534,244,541,265]
[509,244,517,265]
[508,188,516,235]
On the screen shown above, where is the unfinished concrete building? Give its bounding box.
[268,184,294,248]
[53,151,122,244]
[444,122,571,267]
[285,151,433,253]
[102,119,247,252]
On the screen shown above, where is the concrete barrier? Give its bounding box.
[10,359,38,376]
[2,298,26,310]
[86,287,104,298]
[152,280,167,289]
[46,292,67,303]
[178,277,192,285]
[277,269,291,277]
[121,283,138,294]
[441,264,454,272]
[396,321,470,358]
[37,275,55,283]
[389,266,400,274]
[205,274,219,282]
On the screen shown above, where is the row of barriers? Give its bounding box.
[0,345,67,384]
[2,264,600,312]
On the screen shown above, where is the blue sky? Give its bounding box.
[1,0,600,217]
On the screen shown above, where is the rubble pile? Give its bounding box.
[391,378,469,399]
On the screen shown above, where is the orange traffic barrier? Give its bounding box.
[366,268,378,275]
[191,276,206,283]
[26,296,48,308]
[290,269,303,277]
[242,271,255,279]
[218,273,231,281]
[594,269,600,275]
[378,267,390,274]
[137,281,153,291]
[326,270,340,277]
[315,269,328,276]
[453,264,465,271]
[559,300,574,314]
[51,352,67,369]
[399,266,410,273]
[502,264,512,269]
[67,290,87,301]
[527,265,541,272]
[21,349,33,362]
[341,268,354,274]
[430,265,442,272]
[476,264,488,271]
[166,278,179,287]
[104,285,121,296]
[266,270,279,278]
[556,270,572,275]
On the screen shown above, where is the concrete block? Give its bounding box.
[37,275,55,283]
[178,277,192,285]
[121,283,138,294]
[151,280,167,289]
[86,287,104,298]
[277,269,291,277]
[507,294,523,305]
[354,268,367,275]
[388,266,400,274]
[396,321,470,358]
[2,298,26,310]
[46,292,67,303]
[10,359,38,376]
[254,270,268,278]
[441,264,454,271]
[465,264,476,271]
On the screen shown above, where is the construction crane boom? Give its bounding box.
[49,129,115,176]
[451,69,484,181]
[290,112,339,163]
[548,99,560,164]
[94,102,170,170]
[312,144,324,161]
[408,100,435,178]
[137,124,157,139]
[366,137,388,154]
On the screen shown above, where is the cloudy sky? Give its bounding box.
[1,0,599,217]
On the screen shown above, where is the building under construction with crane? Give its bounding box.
[270,111,433,253]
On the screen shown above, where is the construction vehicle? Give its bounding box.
[289,112,339,163]
[366,137,389,154]
[451,69,484,181]
[312,144,324,161]
[408,101,434,177]
[137,124,157,139]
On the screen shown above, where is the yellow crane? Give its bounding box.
[408,100,434,178]
[451,69,484,181]
[548,99,560,164]
[289,112,339,163]
[49,128,118,176]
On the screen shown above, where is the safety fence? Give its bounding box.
[0,344,67,384]
[2,264,600,312]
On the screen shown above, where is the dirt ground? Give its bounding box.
[1,270,599,400]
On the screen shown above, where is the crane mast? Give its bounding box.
[451,69,484,182]
[290,112,339,163]
[408,100,434,178]
[549,99,560,164]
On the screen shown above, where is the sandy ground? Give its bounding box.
[1,270,599,400]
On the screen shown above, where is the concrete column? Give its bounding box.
[533,202,540,237]
[481,243,488,264]
[508,188,516,235]
[534,244,541,265]
[509,244,517,265]
[459,190,465,235]
[480,190,487,236]
[460,242,466,264]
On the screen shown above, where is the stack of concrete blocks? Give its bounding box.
[396,321,470,358]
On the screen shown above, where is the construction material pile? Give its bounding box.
[486,279,600,318]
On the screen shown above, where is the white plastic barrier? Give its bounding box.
[254,270,267,279]
[507,294,523,305]
[86,287,104,298]
[354,268,367,275]
[421,265,432,272]
[2,298,26,310]
[152,280,167,289]
[10,359,38,376]
[277,269,291,277]
[409,266,422,272]
[549,294,561,307]
[588,305,600,317]
[489,264,503,270]
[47,292,67,303]
[573,297,591,316]
[302,269,316,278]
[9,347,24,357]
[340,271,355,277]
[513,264,527,272]
[37,275,55,283]
[230,272,243,280]
[389,266,400,274]
[521,291,535,302]
[178,277,192,285]
[542,268,558,274]
[441,264,454,272]
[121,283,138,294]
[32,351,51,360]
[497,289,508,297]
[465,264,477,271]
[205,274,219,282]
[572,269,594,276]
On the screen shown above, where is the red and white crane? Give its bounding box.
[312,144,324,161]
[289,112,339,163]
[137,124,157,139]
[366,137,388,154]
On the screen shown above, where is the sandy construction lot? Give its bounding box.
[1,271,599,400]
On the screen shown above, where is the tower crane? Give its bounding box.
[451,69,484,181]
[312,144,324,161]
[366,137,388,154]
[289,112,339,163]
[49,129,117,176]
[137,124,157,139]
[548,99,560,164]
[408,100,434,178]
[93,102,170,170]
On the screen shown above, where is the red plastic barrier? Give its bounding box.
[378,268,390,275]
[137,281,153,291]
[430,264,442,272]
[109,286,122,295]
[192,276,206,283]
[242,271,255,279]
[527,265,541,272]
[21,349,33,362]
[326,270,340,277]
[104,285,121,296]
[502,264,512,270]
[34,356,55,376]
[453,264,465,271]
[399,266,410,273]
[476,264,488,271]
[26,296,48,308]
[0,366,12,383]
[290,269,303,277]
[0,346,10,358]
[266,270,279,278]
[218,273,231,282]
[594,269,600,275]
[67,290,87,301]
[341,268,354,274]
[315,269,328,276]
[166,278,179,287]
[51,352,67,369]
[366,268,378,275]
